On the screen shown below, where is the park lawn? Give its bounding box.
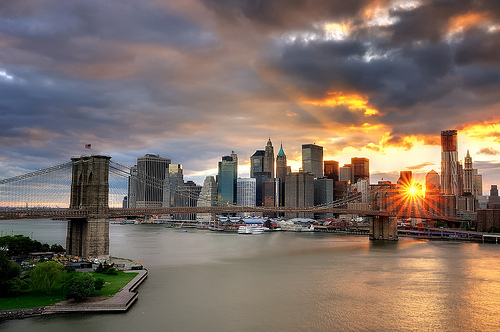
[0,270,139,310]
[0,287,66,310]
[89,271,138,296]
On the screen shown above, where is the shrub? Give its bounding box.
[64,273,95,302]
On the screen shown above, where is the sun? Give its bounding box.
[407,185,418,196]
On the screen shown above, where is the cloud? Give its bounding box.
[478,148,500,156]
[406,162,434,171]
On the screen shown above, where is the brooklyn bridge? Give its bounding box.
[1,155,463,259]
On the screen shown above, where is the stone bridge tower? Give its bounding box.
[370,215,398,241]
[66,155,111,259]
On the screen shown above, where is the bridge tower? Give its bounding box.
[370,216,398,240]
[66,155,111,259]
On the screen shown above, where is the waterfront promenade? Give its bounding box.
[44,269,148,313]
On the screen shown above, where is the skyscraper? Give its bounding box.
[276,144,289,207]
[463,150,482,197]
[218,152,238,206]
[135,154,171,208]
[351,157,369,184]
[237,178,256,207]
[197,176,218,222]
[302,144,323,178]
[285,170,314,219]
[339,164,352,183]
[250,150,265,178]
[425,169,440,195]
[397,171,412,188]
[127,165,138,208]
[441,130,459,195]
[164,164,184,207]
[264,138,275,178]
[276,144,289,181]
[324,160,339,182]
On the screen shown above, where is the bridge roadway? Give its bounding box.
[0,206,458,222]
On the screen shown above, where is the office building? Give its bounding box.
[276,144,290,208]
[285,170,314,218]
[488,185,500,209]
[250,150,265,178]
[276,144,289,181]
[263,179,280,208]
[264,138,275,178]
[441,130,459,195]
[351,157,369,184]
[218,152,238,206]
[127,165,138,208]
[425,170,440,195]
[197,176,218,222]
[174,181,201,220]
[302,144,323,178]
[164,164,184,207]
[339,165,352,183]
[237,178,256,207]
[135,154,171,208]
[398,171,412,188]
[314,178,334,219]
[324,160,339,182]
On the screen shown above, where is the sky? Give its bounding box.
[0,0,499,195]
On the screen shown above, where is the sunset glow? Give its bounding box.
[302,91,379,116]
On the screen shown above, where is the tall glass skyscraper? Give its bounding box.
[218,152,238,206]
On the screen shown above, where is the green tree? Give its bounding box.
[30,261,65,293]
[0,235,65,256]
[0,250,21,297]
[65,273,95,302]
[0,235,38,256]
[50,243,65,253]
[94,277,105,294]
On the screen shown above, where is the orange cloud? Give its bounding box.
[447,12,491,35]
[302,91,379,116]
[462,120,500,141]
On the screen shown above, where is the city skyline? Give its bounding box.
[0,1,499,194]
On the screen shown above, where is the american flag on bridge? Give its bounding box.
[85,144,91,149]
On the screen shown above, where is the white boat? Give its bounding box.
[237,225,266,235]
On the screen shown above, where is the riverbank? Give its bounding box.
[0,269,148,322]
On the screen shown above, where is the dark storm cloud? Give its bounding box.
[261,0,500,142]
[0,1,212,48]
[203,0,373,29]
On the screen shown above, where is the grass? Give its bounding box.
[0,270,138,310]
[89,271,138,296]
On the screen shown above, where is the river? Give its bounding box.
[1,219,500,331]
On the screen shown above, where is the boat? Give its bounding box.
[237,225,267,235]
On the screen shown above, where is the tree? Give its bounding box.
[94,277,105,294]
[30,261,65,293]
[65,273,95,302]
[0,235,65,256]
[0,250,21,297]
[50,243,65,253]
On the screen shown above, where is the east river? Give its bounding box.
[1,220,500,331]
